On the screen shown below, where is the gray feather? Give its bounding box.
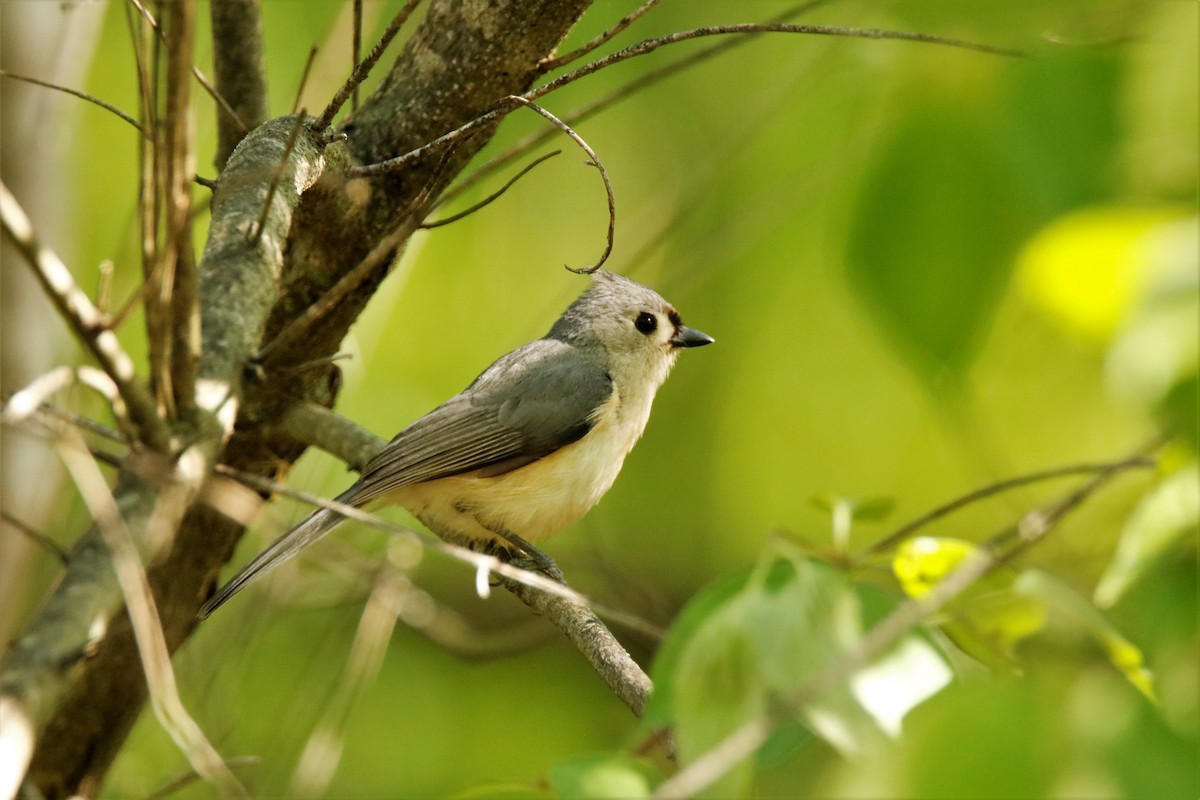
[352,339,612,505]
[198,491,352,619]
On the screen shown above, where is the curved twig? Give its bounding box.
[421,150,561,229]
[442,0,832,209]
[504,97,615,274]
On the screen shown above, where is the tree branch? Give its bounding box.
[0,183,169,453]
[209,0,269,169]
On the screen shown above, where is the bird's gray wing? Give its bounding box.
[351,339,612,505]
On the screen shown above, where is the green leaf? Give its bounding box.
[894,537,1048,669]
[846,102,1026,375]
[653,555,880,797]
[548,754,654,799]
[1094,463,1200,608]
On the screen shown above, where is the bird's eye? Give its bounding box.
[634,312,658,335]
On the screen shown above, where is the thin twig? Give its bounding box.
[538,0,663,72]
[2,511,69,566]
[0,183,168,452]
[506,97,615,274]
[255,215,419,364]
[0,70,144,133]
[145,756,261,800]
[422,150,561,229]
[209,0,269,167]
[315,0,423,131]
[442,1,831,208]
[249,112,309,243]
[210,463,665,642]
[35,403,129,443]
[292,46,319,115]
[348,21,1021,179]
[126,0,247,135]
[352,0,364,113]
[163,0,199,419]
[864,456,1158,559]
[654,444,1150,797]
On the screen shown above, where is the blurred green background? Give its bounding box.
[1,1,1195,797]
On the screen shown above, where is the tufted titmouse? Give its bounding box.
[199,270,712,618]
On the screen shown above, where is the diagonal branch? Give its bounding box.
[442,0,833,205]
[0,183,169,453]
[54,432,245,796]
[653,444,1152,797]
[348,21,1021,179]
[538,0,662,72]
[0,70,143,133]
[314,0,424,132]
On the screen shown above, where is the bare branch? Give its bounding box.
[538,0,663,72]
[421,149,561,229]
[255,215,420,366]
[1,512,69,566]
[249,112,309,243]
[273,401,385,472]
[315,0,424,132]
[292,46,319,115]
[127,0,247,136]
[0,183,169,452]
[352,0,364,112]
[0,70,143,133]
[210,0,269,169]
[444,1,832,204]
[864,456,1158,559]
[163,0,200,420]
[348,21,1020,179]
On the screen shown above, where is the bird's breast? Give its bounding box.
[389,383,653,544]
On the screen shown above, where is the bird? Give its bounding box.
[199,269,713,618]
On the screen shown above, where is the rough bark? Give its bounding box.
[5,2,597,796]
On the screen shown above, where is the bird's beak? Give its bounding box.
[670,326,715,348]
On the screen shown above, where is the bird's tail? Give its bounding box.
[198,487,358,619]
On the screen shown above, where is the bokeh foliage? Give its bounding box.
[2,1,1195,797]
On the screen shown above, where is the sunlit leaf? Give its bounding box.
[1094,463,1200,608]
[1017,207,1190,343]
[894,537,1048,668]
[1017,571,1158,704]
